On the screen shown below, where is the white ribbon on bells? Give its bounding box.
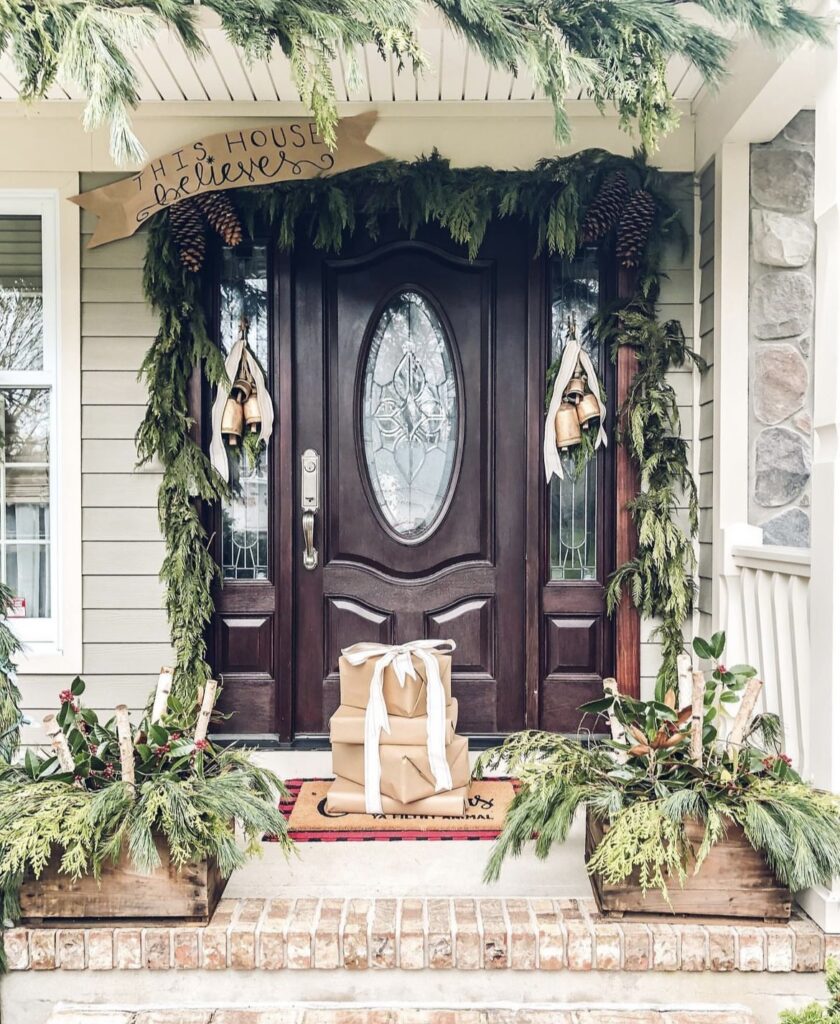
[209,337,275,483]
[340,639,456,814]
[542,337,608,483]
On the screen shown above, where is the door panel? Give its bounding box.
[293,225,528,736]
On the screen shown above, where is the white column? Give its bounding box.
[711,144,752,629]
[797,18,840,933]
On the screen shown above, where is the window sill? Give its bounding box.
[14,637,82,676]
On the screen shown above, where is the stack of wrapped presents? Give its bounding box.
[326,641,471,817]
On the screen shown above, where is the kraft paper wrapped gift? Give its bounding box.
[329,699,459,746]
[338,649,452,717]
[332,734,469,805]
[326,777,469,818]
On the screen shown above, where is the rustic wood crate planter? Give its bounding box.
[19,833,226,923]
[585,810,792,921]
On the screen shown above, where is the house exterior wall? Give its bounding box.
[697,162,715,641]
[748,110,816,547]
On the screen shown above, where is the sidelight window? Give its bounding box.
[548,251,601,581]
[219,245,270,580]
[361,290,459,541]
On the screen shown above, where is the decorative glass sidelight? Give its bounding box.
[549,252,601,581]
[219,246,270,580]
[362,291,459,540]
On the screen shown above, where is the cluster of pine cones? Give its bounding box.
[579,170,656,269]
[169,191,243,272]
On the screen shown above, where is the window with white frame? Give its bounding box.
[0,199,57,642]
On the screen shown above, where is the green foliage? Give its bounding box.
[780,959,840,1023]
[0,679,293,930]
[0,1,824,163]
[0,582,22,762]
[477,632,840,899]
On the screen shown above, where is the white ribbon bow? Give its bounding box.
[341,639,456,814]
[543,338,608,483]
[209,337,275,483]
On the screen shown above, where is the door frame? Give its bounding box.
[200,224,640,742]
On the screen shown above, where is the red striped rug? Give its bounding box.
[269,777,516,842]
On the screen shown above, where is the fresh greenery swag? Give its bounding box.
[0,1,823,164]
[139,150,702,706]
[0,582,22,763]
[476,632,840,899]
[0,677,293,930]
[781,959,840,1023]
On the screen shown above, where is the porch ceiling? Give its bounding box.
[0,9,708,108]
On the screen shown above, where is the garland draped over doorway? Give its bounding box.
[136,150,703,707]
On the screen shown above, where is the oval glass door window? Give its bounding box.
[362,291,459,540]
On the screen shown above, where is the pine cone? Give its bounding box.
[169,199,206,272]
[615,189,656,269]
[195,191,243,247]
[580,171,631,243]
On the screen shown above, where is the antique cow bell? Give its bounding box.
[577,390,602,428]
[563,366,586,405]
[221,395,244,445]
[242,390,262,433]
[230,375,252,403]
[554,403,582,451]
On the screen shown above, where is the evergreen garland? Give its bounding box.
[0,0,824,164]
[138,151,697,707]
[0,583,22,763]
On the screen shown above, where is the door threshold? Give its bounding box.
[210,734,512,751]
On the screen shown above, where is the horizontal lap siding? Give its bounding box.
[697,163,715,642]
[19,172,169,745]
[639,175,697,699]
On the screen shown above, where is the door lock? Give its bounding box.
[301,449,320,570]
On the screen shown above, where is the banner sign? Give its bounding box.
[71,112,383,249]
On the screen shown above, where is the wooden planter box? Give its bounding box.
[585,810,791,921]
[20,833,227,923]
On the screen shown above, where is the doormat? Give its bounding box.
[268,778,516,842]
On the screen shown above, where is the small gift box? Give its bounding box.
[332,734,469,805]
[329,699,459,746]
[338,647,452,718]
[326,777,468,818]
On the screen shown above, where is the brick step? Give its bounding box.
[46,1007,758,1024]
[7,897,832,973]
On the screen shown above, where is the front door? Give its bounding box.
[292,224,528,735]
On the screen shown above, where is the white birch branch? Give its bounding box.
[193,679,218,744]
[676,653,692,710]
[690,671,705,766]
[42,714,75,774]
[115,704,135,791]
[727,677,764,755]
[150,666,174,724]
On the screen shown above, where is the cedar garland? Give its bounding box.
[138,151,700,707]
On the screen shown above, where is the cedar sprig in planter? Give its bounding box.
[0,670,293,928]
[476,631,840,920]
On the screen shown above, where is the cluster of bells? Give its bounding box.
[220,367,262,445]
[554,361,602,451]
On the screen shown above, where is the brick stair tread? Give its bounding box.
[46,1007,758,1024]
[7,897,831,973]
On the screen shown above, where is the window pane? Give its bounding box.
[6,466,49,539]
[549,252,601,582]
[0,214,44,371]
[219,246,270,581]
[6,543,50,617]
[1,387,49,462]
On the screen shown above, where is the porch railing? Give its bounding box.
[722,539,811,774]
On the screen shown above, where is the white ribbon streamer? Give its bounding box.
[542,338,608,483]
[209,337,275,484]
[340,639,456,814]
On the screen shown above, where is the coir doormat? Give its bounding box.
[270,778,516,842]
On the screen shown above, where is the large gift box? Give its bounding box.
[332,734,469,804]
[338,648,452,718]
[326,777,468,818]
[329,699,459,746]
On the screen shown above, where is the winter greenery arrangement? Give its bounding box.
[476,632,840,899]
[0,0,824,164]
[0,674,293,928]
[0,582,23,764]
[781,960,840,1024]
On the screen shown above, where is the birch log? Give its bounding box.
[690,671,705,766]
[42,714,75,774]
[150,666,174,724]
[115,704,135,791]
[193,679,218,744]
[727,677,764,755]
[676,653,692,710]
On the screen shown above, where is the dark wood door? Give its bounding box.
[292,225,528,736]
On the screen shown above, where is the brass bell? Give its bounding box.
[242,391,261,433]
[554,403,582,451]
[221,395,244,445]
[577,391,602,429]
[230,375,252,403]
[563,364,586,405]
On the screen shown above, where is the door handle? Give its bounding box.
[301,449,320,571]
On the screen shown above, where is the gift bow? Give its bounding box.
[543,336,608,483]
[341,639,456,814]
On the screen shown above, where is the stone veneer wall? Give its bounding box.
[748,110,815,547]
